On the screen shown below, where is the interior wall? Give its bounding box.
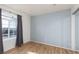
[31,9,71,49]
[22,13,31,43]
[75,12,79,50]
[71,5,79,51]
[0,5,31,52]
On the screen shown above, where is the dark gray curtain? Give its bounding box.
[0,9,3,53]
[16,15,23,47]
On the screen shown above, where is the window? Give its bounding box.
[2,10,17,39]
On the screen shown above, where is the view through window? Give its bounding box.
[2,10,17,39]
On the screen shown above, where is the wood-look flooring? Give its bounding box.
[5,42,79,54]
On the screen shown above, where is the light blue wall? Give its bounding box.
[75,12,79,50]
[31,9,71,49]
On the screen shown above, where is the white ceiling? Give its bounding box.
[4,4,75,16]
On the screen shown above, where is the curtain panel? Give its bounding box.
[16,15,23,47]
[0,9,3,54]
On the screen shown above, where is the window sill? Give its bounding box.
[3,37,16,41]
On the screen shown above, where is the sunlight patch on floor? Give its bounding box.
[27,51,37,54]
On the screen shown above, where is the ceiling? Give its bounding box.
[4,4,75,16]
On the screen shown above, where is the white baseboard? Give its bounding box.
[30,40,79,52]
[23,40,30,44]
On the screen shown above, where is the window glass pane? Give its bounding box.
[2,19,9,39]
[2,9,17,39]
[9,20,17,28]
[9,19,17,38]
[10,28,16,38]
[2,28,8,39]
[2,19,9,28]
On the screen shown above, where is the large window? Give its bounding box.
[2,10,17,39]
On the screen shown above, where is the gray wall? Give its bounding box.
[31,9,71,49]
